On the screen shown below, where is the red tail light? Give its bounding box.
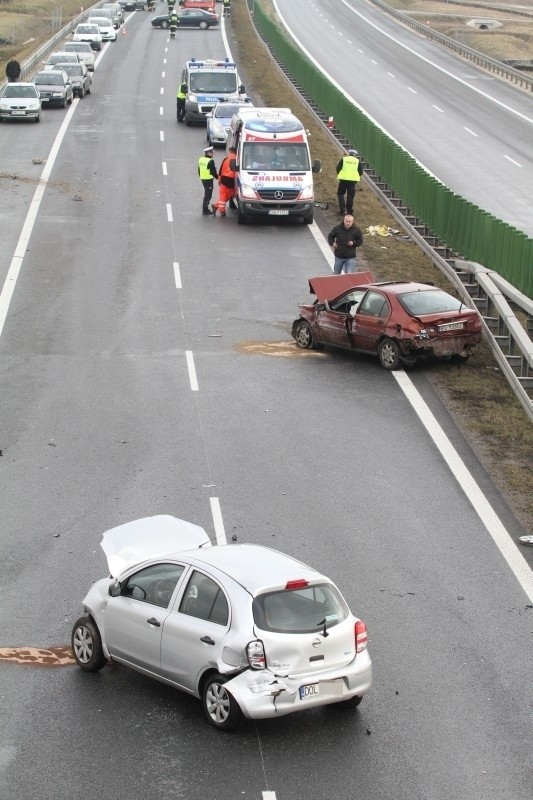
[285,579,309,591]
[355,620,368,653]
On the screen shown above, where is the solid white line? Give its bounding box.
[162,162,167,175]
[464,127,478,136]
[185,350,198,391]
[393,372,533,602]
[166,204,173,222]
[160,131,164,141]
[308,222,334,271]
[210,497,227,545]
[173,262,182,289]
[0,101,79,338]
[504,155,522,167]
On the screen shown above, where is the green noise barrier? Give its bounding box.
[249,1,532,298]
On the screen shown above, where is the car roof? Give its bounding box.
[183,543,325,595]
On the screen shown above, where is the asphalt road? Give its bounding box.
[0,9,532,800]
[275,0,533,237]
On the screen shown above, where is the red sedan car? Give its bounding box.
[291,272,482,370]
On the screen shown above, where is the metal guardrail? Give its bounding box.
[366,0,533,92]
[247,1,533,421]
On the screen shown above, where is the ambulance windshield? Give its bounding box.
[242,143,310,171]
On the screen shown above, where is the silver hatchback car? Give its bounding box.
[72,516,372,731]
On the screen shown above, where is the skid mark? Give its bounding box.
[0,646,75,667]
[237,341,325,358]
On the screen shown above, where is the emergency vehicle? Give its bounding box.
[226,108,321,225]
[181,58,245,126]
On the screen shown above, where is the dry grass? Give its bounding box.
[231,0,533,529]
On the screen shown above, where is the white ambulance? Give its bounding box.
[227,108,321,225]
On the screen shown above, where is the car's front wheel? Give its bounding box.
[378,337,401,370]
[71,616,107,672]
[160,19,169,28]
[199,20,208,29]
[202,674,243,732]
[294,319,315,349]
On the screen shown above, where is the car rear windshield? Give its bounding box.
[59,65,82,76]
[398,289,464,316]
[253,583,348,634]
[77,25,98,32]
[65,43,91,51]
[34,73,64,85]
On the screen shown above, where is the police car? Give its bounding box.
[206,98,254,147]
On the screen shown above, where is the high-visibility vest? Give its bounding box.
[177,83,186,99]
[337,155,361,182]
[198,156,213,180]
[223,0,231,6]
[219,156,236,180]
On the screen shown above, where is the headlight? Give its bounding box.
[0,102,8,110]
[28,102,39,110]
[211,122,225,135]
[299,183,314,200]
[240,182,257,200]
[188,93,197,103]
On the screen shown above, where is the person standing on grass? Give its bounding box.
[336,148,363,215]
[327,214,363,274]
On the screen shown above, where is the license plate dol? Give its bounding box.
[268,210,289,215]
[12,110,25,115]
[438,321,464,332]
[299,683,319,700]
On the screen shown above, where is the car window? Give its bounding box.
[122,563,185,609]
[398,289,463,316]
[358,291,389,318]
[179,570,229,626]
[4,85,37,98]
[330,289,365,313]
[253,583,348,634]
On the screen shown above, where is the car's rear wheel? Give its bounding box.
[294,320,315,349]
[378,337,401,370]
[202,674,243,732]
[199,21,208,29]
[71,616,107,672]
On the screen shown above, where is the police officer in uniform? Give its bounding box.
[176,81,187,122]
[198,146,218,215]
[336,148,363,215]
[223,0,231,17]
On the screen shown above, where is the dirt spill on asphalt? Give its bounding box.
[236,341,325,358]
[0,646,75,667]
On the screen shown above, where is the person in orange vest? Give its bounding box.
[212,147,237,217]
[336,147,363,215]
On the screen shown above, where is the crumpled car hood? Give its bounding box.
[101,515,211,577]
[308,271,375,302]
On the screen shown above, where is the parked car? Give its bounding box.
[43,51,81,68]
[101,2,125,26]
[0,82,41,123]
[206,99,253,147]
[71,515,372,731]
[52,63,92,98]
[292,273,482,369]
[87,16,118,41]
[73,23,103,50]
[32,70,73,108]
[151,8,219,28]
[62,41,96,71]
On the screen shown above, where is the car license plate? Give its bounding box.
[268,210,289,216]
[12,110,26,115]
[438,321,465,332]
[299,683,319,700]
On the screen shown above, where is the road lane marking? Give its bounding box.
[504,155,522,167]
[160,87,164,95]
[160,130,165,141]
[162,71,165,78]
[166,204,173,222]
[408,86,417,93]
[432,105,444,113]
[263,793,277,800]
[464,127,478,136]
[173,262,182,289]
[162,162,168,175]
[394,371,533,602]
[186,350,198,391]
[160,106,163,115]
[210,497,227,545]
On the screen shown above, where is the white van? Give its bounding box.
[227,108,321,225]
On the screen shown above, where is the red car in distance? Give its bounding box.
[291,272,482,370]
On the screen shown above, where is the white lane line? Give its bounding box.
[162,71,165,78]
[173,262,182,288]
[408,86,417,93]
[309,222,335,271]
[185,350,198,391]
[166,204,173,222]
[464,127,478,136]
[394,372,533,602]
[432,104,444,113]
[160,106,163,115]
[0,101,79,338]
[160,87,164,95]
[387,72,395,78]
[504,154,522,167]
[160,130,165,142]
[263,793,277,800]
[371,59,378,64]
[162,162,168,175]
[210,497,227,545]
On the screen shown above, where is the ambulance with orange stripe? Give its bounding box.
[227,107,321,225]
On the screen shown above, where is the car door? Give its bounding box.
[104,562,186,673]
[160,569,230,692]
[315,306,351,347]
[350,290,391,352]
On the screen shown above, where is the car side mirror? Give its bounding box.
[108,581,121,597]
[312,159,322,174]
[315,302,325,313]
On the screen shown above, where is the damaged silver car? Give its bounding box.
[72,515,372,731]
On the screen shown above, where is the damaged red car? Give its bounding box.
[291,272,482,370]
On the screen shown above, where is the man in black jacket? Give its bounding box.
[327,214,363,274]
[6,57,21,82]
